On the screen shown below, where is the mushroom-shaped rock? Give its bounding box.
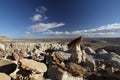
[0,59,17,75]
[67,36,84,49]
[67,36,86,63]
[0,73,11,80]
[20,59,47,73]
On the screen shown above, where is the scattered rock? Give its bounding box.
[85,47,96,54]
[96,49,108,54]
[103,46,120,56]
[57,68,84,80]
[19,59,47,73]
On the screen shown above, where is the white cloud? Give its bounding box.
[31,14,42,22]
[43,23,120,37]
[35,6,47,13]
[25,32,31,35]
[81,23,120,33]
[30,22,65,32]
[31,6,48,22]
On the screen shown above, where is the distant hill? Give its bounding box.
[0,36,10,42]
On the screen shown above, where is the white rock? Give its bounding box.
[85,47,96,54]
[97,49,108,54]
[0,43,5,50]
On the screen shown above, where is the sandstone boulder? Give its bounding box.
[66,62,87,77]
[20,59,47,73]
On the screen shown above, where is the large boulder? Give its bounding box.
[53,52,64,63]
[96,52,120,69]
[66,62,87,77]
[85,54,96,71]
[103,46,120,56]
[19,59,47,73]
[48,62,86,80]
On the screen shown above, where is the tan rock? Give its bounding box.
[0,73,11,80]
[30,73,44,80]
[66,62,87,77]
[54,52,64,62]
[20,59,47,73]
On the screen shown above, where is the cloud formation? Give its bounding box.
[25,31,31,35]
[29,6,65,33]
[31,14,42,22]
[35,6,47,13]
[43,23,120,37]
[31,6,47,22]
[30,22,65,32]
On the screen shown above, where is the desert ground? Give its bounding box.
[0,37,120,80]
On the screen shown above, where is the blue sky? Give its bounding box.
[0,0,120,38]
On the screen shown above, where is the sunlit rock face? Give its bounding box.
[96,49,108,54]
[19,59,47,73]
[85,47,96,55]
[103,46,120,56]
[0,43,5,50]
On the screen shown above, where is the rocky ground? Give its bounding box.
[0,37,120,80]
